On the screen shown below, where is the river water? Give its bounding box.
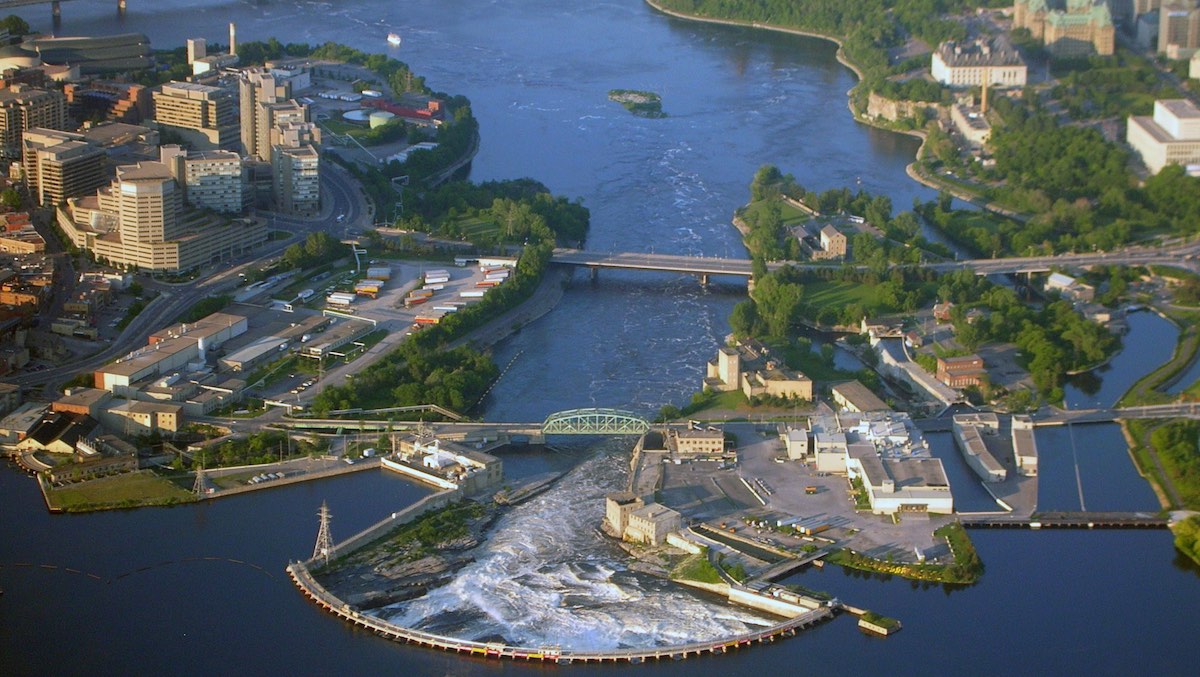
[3,1,1198,674]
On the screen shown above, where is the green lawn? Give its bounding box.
[44,471,196,512]
[777,200,808,225]
[451,215,501,239]
[321,118,362,135]
[803,280,884,311]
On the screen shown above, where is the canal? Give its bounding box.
[3,1,1197,675]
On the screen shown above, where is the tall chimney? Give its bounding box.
[981,79,989,115]
[229,22,237,56]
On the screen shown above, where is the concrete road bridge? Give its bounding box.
[1031,402,1200,427]
[550,239,1200,282]
[0,0,113,20]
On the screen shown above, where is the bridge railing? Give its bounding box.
[542,408,650,435]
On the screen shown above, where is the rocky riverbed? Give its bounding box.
[316,501,502,610]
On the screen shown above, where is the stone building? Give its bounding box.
[623,504,682,546]
[931,36,1027,88]
[936,354,987,388]
[1014,0,1116,57]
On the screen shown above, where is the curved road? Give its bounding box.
[11,165,370,393]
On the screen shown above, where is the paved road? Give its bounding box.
[11,166,370,393]
[550,238,1200,278]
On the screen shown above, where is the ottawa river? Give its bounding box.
[3,1,1199,674]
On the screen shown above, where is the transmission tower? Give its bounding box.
[192,458,206,498]
[313,501,334,565]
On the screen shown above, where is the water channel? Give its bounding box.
[3,1,1198,674]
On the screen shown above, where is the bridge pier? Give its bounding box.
[699,273,709,287]
[589,267,597,282]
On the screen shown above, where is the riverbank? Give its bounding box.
[644,0,860,80]
[644,0,1037,227]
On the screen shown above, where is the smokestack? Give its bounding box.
[229,22,237,56]
[981,80,989,115]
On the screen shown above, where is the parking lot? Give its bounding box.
[642,422,956,568]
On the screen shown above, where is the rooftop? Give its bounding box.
[936,36,1025,68]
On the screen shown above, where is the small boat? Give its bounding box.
[387,32,402,47]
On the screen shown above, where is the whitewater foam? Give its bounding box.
[375,443,774,649]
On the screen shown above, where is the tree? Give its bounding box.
[0,188,21,210]
[730,300,759,337]
[0,15,29,36]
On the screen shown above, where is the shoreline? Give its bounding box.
[643,1,1032,223]
[643,0,861,80]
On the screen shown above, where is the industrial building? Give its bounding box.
[604,492,644,536]
[805,412,953,515]
[602,492,681,546]
[831,381,890,413]
[936,354,987,389]
[624,503,683,546]
[95,312,248,394]
[952,413,1008,483]
[704,340,813,401]
[669,425,725,455]
[388,434,503,494]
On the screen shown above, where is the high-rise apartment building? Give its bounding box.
[160,144,249,214]
[0,85,68,158]
[1159,1,1200,58]
[272,145,320,216]
[58,159,266,271]
[239,68,291,161]
[21,128,108,207]
[151,81,239,151]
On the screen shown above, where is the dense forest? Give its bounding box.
[656,0,1006,100]
[311,179,588,415]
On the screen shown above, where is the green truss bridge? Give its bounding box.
[541,408,650,435]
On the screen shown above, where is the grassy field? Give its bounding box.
[450,215,501,240]
[803,279,885,311]
[777,200,808,225]
[44,471,196,512]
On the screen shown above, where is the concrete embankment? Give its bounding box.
[206,457,381,499]
[332,488,463,559]
[288,559,833,664]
